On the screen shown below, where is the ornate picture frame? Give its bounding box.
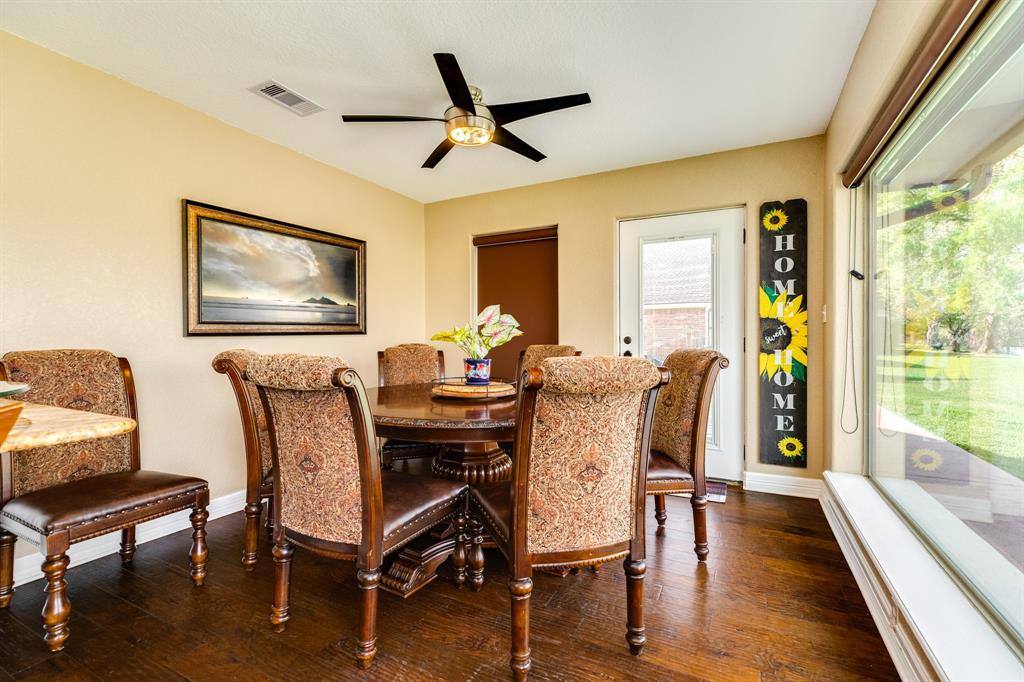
[183,200,366,335]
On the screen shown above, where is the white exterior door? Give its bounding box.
[618,207,744,481]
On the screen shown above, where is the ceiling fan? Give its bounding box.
[341,53,591,168]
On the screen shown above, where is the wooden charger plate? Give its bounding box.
[431,381,516,401]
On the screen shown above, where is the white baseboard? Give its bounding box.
[743,471,822,498]
[12,489,246,587]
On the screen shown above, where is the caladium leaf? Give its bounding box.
[497,313,520,329]
[470,336,488,360]
[430,327,461,343]
[482,314,520,337]
[474,304,501,328]
[484,324,522,349]
[433,305,523,359]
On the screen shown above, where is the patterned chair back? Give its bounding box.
[247,354,379,550]
[377,344,443,387]
[0,349,137,497]
[515,356,664,555]
[650,349,728,472]
[212,349,273,480]
[517,345,578,378]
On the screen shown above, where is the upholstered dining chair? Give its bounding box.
[468,356,667,680]
[501,345,582,457]
[646,348,729,561]
[377,343,444,387]
[377,343,445,466]
[0,349,209,652]
[248,353,468,670]
[213,349,274,569]
[513,344,580,379]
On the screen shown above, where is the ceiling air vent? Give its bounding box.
[249,80,325,116]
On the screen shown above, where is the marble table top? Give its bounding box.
[0,381,29,398]
[0,398,136,452]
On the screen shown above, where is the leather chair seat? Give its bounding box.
[381,439,441,459]
[469,482,512,548]
[381,471,467,552]
[646,450,694,492]
[1,470,208,541]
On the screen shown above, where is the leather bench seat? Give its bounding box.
[1,470,208,543]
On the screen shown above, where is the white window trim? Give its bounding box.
[821,471,1023,681]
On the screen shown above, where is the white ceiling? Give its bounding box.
[0,1,875,203]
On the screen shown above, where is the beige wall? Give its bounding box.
[425,136,825,480]
[823,0,944,473]
[0,34,426,558]
[0,0,947,571]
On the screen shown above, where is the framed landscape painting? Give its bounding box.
[183,200,366,335]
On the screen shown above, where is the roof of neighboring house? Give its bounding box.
[642,238,712,305]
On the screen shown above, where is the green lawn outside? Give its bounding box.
[880,349,1024,480]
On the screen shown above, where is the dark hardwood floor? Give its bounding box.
[0,489,898,681]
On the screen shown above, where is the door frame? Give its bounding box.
[615,204,748,481]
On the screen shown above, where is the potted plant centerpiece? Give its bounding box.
[431,305,523,385]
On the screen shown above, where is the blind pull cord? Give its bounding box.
[840,186,861,435]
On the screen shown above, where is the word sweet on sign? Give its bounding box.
[758,199,808,467]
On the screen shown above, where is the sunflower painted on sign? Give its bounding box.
[911,448,943,472]
[778,436,804,459]
[759,284,808,380]
[762,208,788,232]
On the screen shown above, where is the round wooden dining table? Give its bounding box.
[365,382,517,596]
[365,382,517,484]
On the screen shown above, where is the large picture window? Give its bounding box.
[867,0,1023,648]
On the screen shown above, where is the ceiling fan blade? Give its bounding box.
[492,127,546,162]
[422,139,455,168]
[341,115,443,123]
[433,53,475,113]
[488,93,591,125]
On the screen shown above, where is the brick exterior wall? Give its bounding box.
[642,305,709,363]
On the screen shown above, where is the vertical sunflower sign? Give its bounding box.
[758,199,808,467]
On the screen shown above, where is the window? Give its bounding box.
[641,236,714,363]
[867,0,1024,649]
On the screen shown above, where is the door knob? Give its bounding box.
[623,350,633,357]
[623,336,632,345]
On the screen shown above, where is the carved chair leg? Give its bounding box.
[242,501,262,570]
[356,568,381,669]
[270,541,294,632]
[691,495,709,562]
[509,576,533,681]
[468,516,485,592]
[119,526,137,564]
[624,558,646,655]
[189,506,209,587]
[654,494,667,527]
[41,553,71,652]
[452,511,468,588]
[265,498,274,535]
[0,531,16,608]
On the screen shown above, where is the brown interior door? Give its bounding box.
[475,228,558,379]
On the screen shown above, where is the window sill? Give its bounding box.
[821,471,1022,681]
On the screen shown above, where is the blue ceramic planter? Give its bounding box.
[463,358,492,385]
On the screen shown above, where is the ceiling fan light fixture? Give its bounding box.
[445,105,495,146]
[341,54,590,167]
